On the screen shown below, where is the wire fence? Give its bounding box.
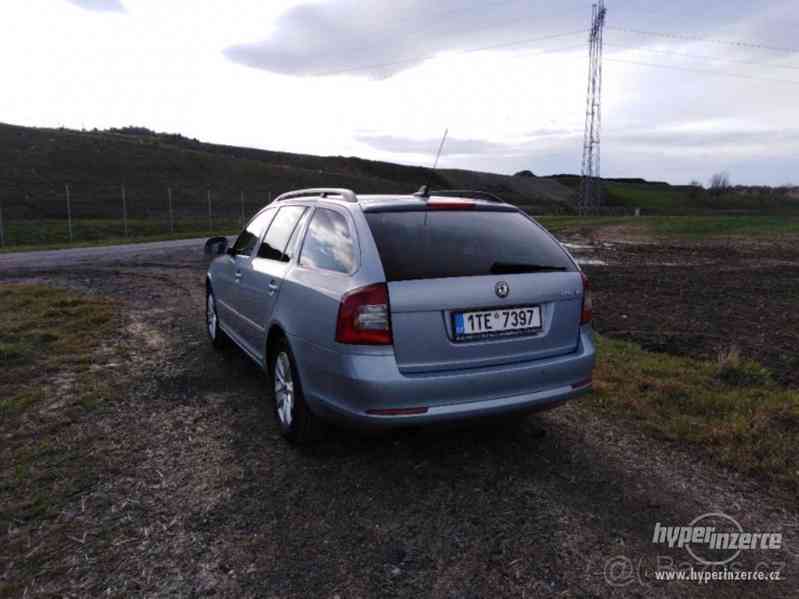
[0,177,277,248]
[0,176,650,249]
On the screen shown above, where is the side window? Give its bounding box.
[257,206,306,261]
[299,208,355,274]
[283,208,312,262]
[232,209,275,256]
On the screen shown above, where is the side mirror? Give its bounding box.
[204,236,229,257]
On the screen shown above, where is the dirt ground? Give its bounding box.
[568,229,799,388]
[2,238,798,598]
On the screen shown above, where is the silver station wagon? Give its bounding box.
[205,188,595,443]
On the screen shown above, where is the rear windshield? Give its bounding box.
[365,210,575,281]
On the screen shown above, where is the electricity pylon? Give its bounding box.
[579,1,607,214]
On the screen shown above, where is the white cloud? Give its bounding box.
[65,0,125,13]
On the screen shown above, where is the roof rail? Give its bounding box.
[274,188,358,203]
[428,189,505,203]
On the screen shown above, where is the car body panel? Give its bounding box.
[288,325,594,427]
[388,272,582,374]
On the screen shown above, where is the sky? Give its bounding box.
[3,0,798,185]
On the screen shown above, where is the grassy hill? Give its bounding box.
[0,123,575,223]
[550,175,799,215]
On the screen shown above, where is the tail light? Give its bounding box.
[336,283,393,345]
[366,407,429,416]
[580,271,592,325]
[572,377,593,389]
[427,200,475,210]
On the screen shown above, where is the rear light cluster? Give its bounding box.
[580,271,593,325]
[426,200,476,210]
[335,283,393,345]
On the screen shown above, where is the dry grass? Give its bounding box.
[716,346,773,387]
[0,284,122,596]
[0,284,116,417]
[589,336,799,491]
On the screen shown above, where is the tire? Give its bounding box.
[206,286,229,349]
[270,337,324,444]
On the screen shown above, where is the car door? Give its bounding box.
[218,208,276,344]
[236,204,309,359]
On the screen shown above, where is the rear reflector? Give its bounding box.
[572,377,593,389]
[580,271,592,325]
[426,200,475,210]
[335,283,393,345]
[366,407,429,416]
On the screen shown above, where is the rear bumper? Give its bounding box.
[288,325,595,429]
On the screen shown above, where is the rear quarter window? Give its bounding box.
[300,208,355,274]
[364,210,574,281]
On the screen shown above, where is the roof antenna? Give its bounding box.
[415,127,448,199]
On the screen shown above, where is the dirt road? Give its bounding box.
[2,241,797,597]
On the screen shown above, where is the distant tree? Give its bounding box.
[709,172,731,197]
[514,170,535,177]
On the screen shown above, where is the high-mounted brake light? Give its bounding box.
[335,283,393,345]
[426,200,476,210]
[580,271,592,325]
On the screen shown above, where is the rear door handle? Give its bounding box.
[268,280,279,295]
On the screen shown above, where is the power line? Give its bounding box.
[385,0,526,31]
[606,57,799,85]
[364,41,586,81]
[607,27,799,54]
[606,43,799,71]
[513,42,585,58]
[310,30,587,77]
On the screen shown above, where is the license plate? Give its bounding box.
[453,305,541,339]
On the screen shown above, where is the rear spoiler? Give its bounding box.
[413,186,505,203]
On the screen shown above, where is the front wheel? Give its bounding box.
[271,337,324,444]
[206,287,229,349]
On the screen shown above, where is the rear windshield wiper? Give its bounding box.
[490,262,568,274]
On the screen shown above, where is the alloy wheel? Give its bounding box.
[274,352,294,427]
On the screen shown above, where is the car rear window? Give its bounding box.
[364,210,575,281]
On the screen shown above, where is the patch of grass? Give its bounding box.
[649,215,799,238]
[590,336,799,491]
[535,215,633,234]
[535,215,799,239]
[604,182,694,213]
[0,389,42,418]
[0,285,122,541]
[716,347,773,387]
[0,284,116,417]
[602,181,799,215]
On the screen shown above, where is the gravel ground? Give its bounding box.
[2,239,798,598]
